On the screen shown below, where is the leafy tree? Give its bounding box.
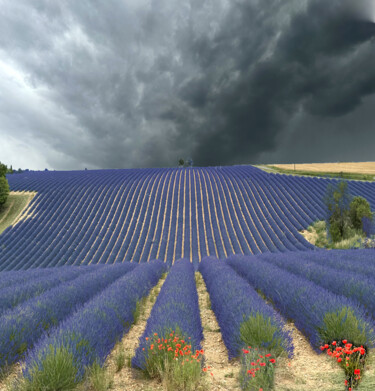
[0,177,9,207]
[186,158,193,167]
[178,158,185,167]
[324,181,352,242]
[349,196,373,231]
[0,161,10,207]
[0,162,7,177]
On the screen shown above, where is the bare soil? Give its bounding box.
[299,229,318,246]
[195,272,241,390]
[102,276,166,391]
[0,364,23,391]
[274,324,344,391]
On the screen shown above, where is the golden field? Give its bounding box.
[273,162,375,175]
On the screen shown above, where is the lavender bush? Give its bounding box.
[23,261,166,381]
[199,257,293,359]
[228,255,374,351]
[0,262,135,369]
[132,259,203,370]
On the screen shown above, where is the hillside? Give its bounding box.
[1,165,375,270]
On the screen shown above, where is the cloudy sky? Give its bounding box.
[1,0,375,170]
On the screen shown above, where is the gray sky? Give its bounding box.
[1,0,375,170]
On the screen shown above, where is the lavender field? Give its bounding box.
[2,165,375,270]
[1,166,375,390]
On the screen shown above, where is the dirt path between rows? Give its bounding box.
[103,275,167,391]
[274,323,344,391]
[195,272,241,390]
[0,363,23,391]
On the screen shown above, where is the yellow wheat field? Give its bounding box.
[273,162,375,175]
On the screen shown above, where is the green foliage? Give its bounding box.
[133,297,146,325]
[84,361,112,391]
[321,182,373,244]
[0,176,10,207]
[240,313,286,357]
[14,345,78,391]
[142,327,203,391]
[349,196,373,231]
[318,307,371,348]
[114,349,125,372]
[163,356,202,391]
[0,162,7,177]
[308,220,364,249]
[324,181,353,242]
[178,158,185,167]
[239,348,277,391]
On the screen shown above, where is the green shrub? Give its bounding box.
[318,307,371,348]
[141,327,203,391]
[239,348,277,391]
[85,361,112,391]
[16,345,78,391]
[239,313,286,357]
[115,349,125,372]
[349,196,373,231]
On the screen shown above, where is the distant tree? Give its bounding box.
[324,181,352,242]
[178,158,185,167]
[186,158,193,167]
[0,177,9,207]
[349,196,373,231]
[0,162,7,177]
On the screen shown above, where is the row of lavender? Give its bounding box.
[0,263,135,368]
[2,251,375,387]
[4,165,371,269]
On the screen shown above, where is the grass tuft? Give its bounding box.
[84,361,112,391]
[318,307,371,348]
[114,349,125,373]
[240,313,286,357]
[13,345,78,391]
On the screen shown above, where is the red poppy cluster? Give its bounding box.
[143,330,205,367]
[320,339,367,390]
[241,346,276,385]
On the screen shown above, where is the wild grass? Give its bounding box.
[240,313,287,357]
[82,361,113,391]
[319,308,370,348]
[0,193,35,234]
[265,166,375,182]
[11,345,78,391]
[142,327,203,391]
[114,349,125,373]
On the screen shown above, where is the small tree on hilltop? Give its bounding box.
[324,181,352,242]
[178,158,185,167]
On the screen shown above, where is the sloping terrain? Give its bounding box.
[1,165,375,270]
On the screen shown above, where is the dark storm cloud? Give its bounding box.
[0,0,375,170]
[185,0,375,165]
